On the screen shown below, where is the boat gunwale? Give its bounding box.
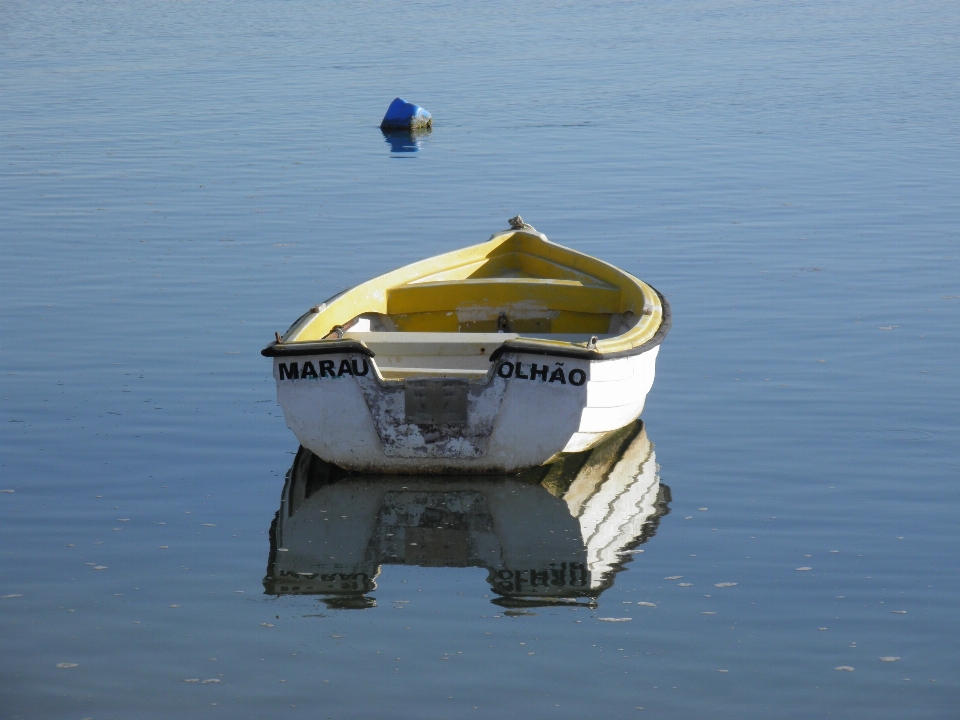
[262,339,375,358]
[488,290,671,362]
[260,291,669,362]
[262,227,671,360]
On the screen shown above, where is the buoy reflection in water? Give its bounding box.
[381,127,431,154]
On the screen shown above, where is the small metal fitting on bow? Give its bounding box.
[508,215,532,230]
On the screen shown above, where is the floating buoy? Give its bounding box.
[380,97,432,131]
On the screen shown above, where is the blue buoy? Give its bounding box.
[380,97,432,131]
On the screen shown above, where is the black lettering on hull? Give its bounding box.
[494,360,586,386]
[277,357,368,381]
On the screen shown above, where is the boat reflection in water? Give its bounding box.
[264,421,670,609]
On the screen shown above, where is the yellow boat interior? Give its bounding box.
[278,228,666,380]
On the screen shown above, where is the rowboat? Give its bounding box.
[263,421,671,607]
[262,218,670,474]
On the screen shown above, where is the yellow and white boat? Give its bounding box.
[262,218,670,474]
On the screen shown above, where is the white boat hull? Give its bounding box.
[273,345,659,474]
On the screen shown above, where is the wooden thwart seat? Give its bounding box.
[386,277,622,315]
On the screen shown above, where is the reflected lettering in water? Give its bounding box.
[381,128,431,154]
[264,421,670,609]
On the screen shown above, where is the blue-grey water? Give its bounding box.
[2,1,959,718]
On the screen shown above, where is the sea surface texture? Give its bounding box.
[2,1,959,718]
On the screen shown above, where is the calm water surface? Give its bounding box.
[2,1,959,718]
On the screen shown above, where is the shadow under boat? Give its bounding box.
[264,420,671,609]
